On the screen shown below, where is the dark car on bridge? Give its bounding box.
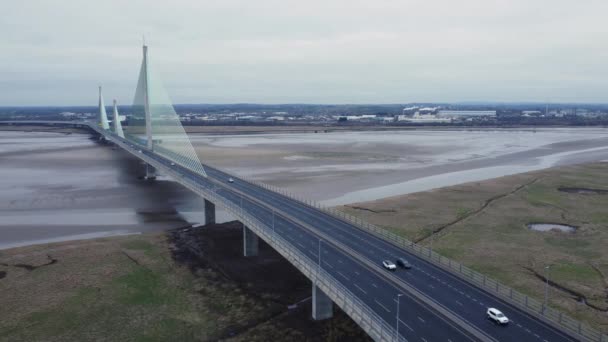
[396,258,412,269]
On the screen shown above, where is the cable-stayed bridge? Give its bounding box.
[3,45,606,342]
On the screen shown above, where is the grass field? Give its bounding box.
[341,162,608,333]
[0,233,272,341]
[0,225,370,342]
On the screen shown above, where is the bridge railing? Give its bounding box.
[170,171,405,342]
[236,177,606,342]
[105,133,405,342]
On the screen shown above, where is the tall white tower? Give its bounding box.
[112,99,125,138]
[98,86,110,130]
[142,44,153,150]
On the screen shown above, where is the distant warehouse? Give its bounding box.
[437,110,497,118]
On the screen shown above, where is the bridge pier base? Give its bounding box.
[243,225,258,257]
[312,284,333,320]
[204,199,215,225]
[145,164,157,180]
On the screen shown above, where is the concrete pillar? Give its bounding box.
[146,164,156,180]
[204,199,215,225]
[312,284,333,320]
[243,225,258,257]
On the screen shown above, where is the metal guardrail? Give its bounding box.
[102,129,406,342]
[243,179,606,342]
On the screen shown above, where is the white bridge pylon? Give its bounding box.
[97,86,110,130]
[112,99,125,138]
[131,43,208,177]
[96,44,207,177]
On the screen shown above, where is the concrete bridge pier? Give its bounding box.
[204,199,215,225]
[145,164,157,180]
[312,284,334,320]
[243,225,259,257]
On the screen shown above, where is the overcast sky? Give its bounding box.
[2,1,607,106]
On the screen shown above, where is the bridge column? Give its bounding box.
[243,225,258,257]
[204,199,215,225]
[146,164,156,180]
[312,284,333,320]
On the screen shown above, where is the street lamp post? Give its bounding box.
[396,293,404,341]
[544,265,551,313]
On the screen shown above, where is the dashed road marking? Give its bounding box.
[455,300,463,306]
[417,316,425,323]
[354,284,367,294]
[324,261,334,269]
[374,299,391,313]
[371,283,378,288]
[402,321,414,332]
[354,271,360,275]
[337,271,350,281]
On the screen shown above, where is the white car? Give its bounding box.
[382,260,397,271]
[228,177,234,183]
[487,308,509,325]
[170,162,175,166]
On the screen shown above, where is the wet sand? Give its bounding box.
[0,130,232,249]
[190,128,608,205]
[2,127,608,248]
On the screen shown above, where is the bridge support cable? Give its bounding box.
[97,86,110,130]
[112,99,125,138]
[242,225,259,257]
[129,43,208,177]
[204,199,216,225]
[312,283,334,320]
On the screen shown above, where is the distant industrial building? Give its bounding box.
[396,113,451,123]
[437,110,496,118]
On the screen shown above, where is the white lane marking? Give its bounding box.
[323,261,334,269]
[337,271,350,281]
[371,283,378,288]
[308,250,316,257]
[297,242,305,248]
[429,284,435,289]
[354,284,367,294]
[421,338,428,342]
[338,259,344,264]
[354,271,360,276]
[417,316,425,323]
[374,299,391,313]
[455,300,463,306]
[534,334,540,338]
[402,321,414,332]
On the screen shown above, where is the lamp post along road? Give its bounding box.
[396,293,404,341]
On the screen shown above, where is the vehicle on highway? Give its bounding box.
[138,150,142,153]
[228,177,234,183]
[382,260,397,271]
[170,162,175,166]
[487,308,509,325]
[396,258,412,269]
